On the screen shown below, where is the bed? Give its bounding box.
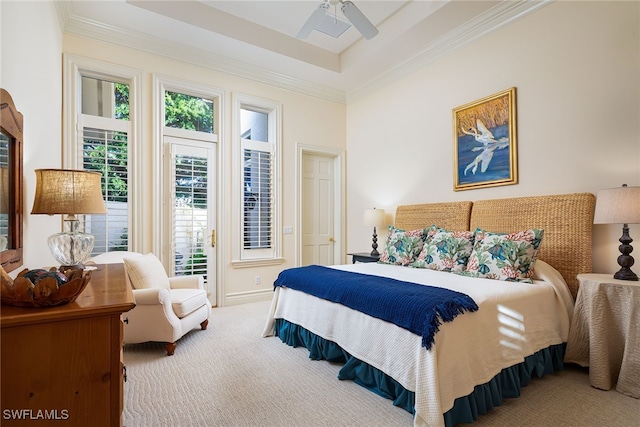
[262,193,595,427]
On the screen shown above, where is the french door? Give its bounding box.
[166,137,217,305]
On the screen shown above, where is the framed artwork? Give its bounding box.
[453,87,517,191]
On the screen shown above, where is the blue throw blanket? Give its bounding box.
[274,265,479,350]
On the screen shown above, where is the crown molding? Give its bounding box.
[55,0,551,106]
[346,0,552,103]
[55,2,346,104]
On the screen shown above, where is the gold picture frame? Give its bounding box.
[453,87,517,191]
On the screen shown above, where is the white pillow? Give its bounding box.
[123,253,170,290]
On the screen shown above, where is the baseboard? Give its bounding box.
[222,288,274,306]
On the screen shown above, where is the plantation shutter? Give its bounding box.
[241,135,274,259]
[80,115,130,255]
[170,145,209,277]
[243,147,272,250]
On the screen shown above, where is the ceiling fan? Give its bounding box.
[297,0,379,40]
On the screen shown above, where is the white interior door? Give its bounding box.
[166,138,217,305]
[301,153,335,265]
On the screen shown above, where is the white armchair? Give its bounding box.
[88,252,211,356]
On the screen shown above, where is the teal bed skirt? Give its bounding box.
[274,318,565,426]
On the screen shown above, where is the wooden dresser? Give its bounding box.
[1,264,135,426]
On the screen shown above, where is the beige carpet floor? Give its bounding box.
[123,300,640,427]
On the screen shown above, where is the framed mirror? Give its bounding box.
[0,89,24,273]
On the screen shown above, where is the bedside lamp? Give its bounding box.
[363,208,385,256]
[594,184,640,281]
[31,169,107,267]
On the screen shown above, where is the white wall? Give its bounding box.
[1,2,346,304]
[60,34,346,306]
[1,0,63,272]
[346,1,640,276]
[4,1,640,292]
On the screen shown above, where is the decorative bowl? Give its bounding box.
[1,265,92,308]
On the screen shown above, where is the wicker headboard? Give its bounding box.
[470,193,595,298]
[394,193,595,299]
[394,202,472,231]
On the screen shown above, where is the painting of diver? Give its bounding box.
[453,87,518,191]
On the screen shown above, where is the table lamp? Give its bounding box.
[594,184,640,281]
[363,208,385,256]
[31,169,107,267]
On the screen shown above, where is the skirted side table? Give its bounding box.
[565,273,640,399]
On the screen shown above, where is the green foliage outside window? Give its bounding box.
[115,83,129,120]
[165,91,213,133]
[184,248,207,277]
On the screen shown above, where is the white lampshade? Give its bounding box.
[594,185,640,225]
[363,208,386,228]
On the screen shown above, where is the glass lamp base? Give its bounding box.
[47,231,95,267]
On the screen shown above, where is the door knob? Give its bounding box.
[329,237,335,242]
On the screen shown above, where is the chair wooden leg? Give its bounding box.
[164,320,207,356]
[165,342,177,356]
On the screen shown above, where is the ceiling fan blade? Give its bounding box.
[341,1,378,40]
[296,2,330,39]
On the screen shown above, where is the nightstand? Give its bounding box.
[348,252,380,264]
[565,273,640,398]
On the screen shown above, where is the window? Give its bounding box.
[165,91,214,133]
[242,109,272,251]
[82,124,129,253]
[63,55,140,255]
[79,77,131,255]
[233,95,281,265]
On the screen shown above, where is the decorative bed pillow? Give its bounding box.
[378,226,426,266]
[412,226,474,272]
[462,228,544,283]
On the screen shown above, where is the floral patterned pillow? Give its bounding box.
[378,226,426,266]
[462,228,544,283]
[412,226,474,272]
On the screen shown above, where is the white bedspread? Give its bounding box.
[262,262,573,427]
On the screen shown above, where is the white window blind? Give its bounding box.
[243,147,272,250]
[172,151,209,277]
[81,119,130,255]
